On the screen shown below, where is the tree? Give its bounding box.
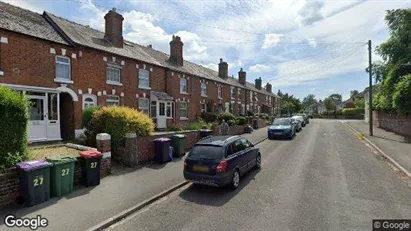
[324,98,336,111]
[354,97,365,109]
[328,93,342,104]
[350,90,359,99]
[302,94,317,108]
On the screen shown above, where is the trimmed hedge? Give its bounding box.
[342,108,364,119]
[217,112,236,122]
[91,106,155,151]
[200,112,218,123]
[0,86,29,169]
[83,106,102,131]
[237,117,246,125]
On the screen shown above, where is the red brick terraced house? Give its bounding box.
[0,2,281,143]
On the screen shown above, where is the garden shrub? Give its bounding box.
[83,106,102,130]
[246,111,254,117]
[0,86,29,169]
[237,117,246,125]
[342,108,364,119]
[200,112,217,123]
[91,106,155,151]
[217,112,236,122]
[392,74,411,114]
[228,120,237,126]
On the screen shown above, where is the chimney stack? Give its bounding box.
[169,35,184,66]
[238,68,246,85]
[255,77,262,90]
[265,82,272,93]
[104,8,124,48]
[218,58,228,79]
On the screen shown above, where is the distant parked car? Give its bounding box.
[296,113,309,125]
[183,136,261,190]
[291,116,303,131]
[267,118,297,140]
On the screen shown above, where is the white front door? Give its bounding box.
[46,92,61,140]
[28,95,47,141]
[157,101,167,129]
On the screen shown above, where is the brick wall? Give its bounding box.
[0,156,111,209]
[135,131,199,163]
[373,111,411,140]
[227,125,247,135]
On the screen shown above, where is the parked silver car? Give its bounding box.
[291,116,304,132]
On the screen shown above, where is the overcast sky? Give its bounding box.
[4,0,410,101]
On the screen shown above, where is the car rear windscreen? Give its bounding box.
[188,145,224,159]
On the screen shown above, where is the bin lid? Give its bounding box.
[153,137,171,142]
[16,159,51,171]
[172,134,186,138]
[200,129,212,132]
[80,150,102,159]
[46,156,77,164]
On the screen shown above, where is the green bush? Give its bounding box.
[228,120,237,126]
[183,120,210,130]
[91,106,155,151]
[342,108,364,119]
[83,106,102,130]
[217,112,235,122]
[168,124,182,132]
[246,111,254,117]
[200,112,218,123]
[392,74,411,114]
[0,86,29,169]
[237,117,246,125]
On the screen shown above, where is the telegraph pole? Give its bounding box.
[368,40,373,136]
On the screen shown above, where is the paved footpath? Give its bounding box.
[0,127,268,231]
[344,120,411,175]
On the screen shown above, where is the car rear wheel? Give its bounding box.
[255,154,261,169]
[230,170,240,190]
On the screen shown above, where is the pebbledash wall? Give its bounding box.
[0,134,112,208]
[372,111,411,141]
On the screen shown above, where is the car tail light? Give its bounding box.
[216,160,227,173]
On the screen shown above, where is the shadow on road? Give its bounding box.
[178,168,261,207]
[373,135,408,144]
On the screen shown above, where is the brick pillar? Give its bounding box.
[96,133,111,175]
[124,133,138,167]
[211,122,219,136]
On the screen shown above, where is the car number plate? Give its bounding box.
[274,132,282,135]
[193,165,209,172]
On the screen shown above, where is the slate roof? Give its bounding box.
[0,2,68,45]
[150,91,173,101]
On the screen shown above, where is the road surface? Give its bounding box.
[106,119,411,231]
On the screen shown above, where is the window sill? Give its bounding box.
[106,80,123,86]
[54,78,73,84]
[0,70,3,76]
[180,92,189,95]
[201,94,208,98]
[139,86,151,90]
[180,117,189,121]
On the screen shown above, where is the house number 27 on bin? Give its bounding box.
[33,176,44,187]
[90,162,97,168]
[61,168,70,176]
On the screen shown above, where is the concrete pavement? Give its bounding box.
[0,127,269,231]
[105,119,411,231]
[344,120,411,175]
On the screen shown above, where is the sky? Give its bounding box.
[4,0,410,101]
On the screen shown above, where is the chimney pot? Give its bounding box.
[218,58,228,79]
[255,77,262,90]
[169,35,184,66]
[238,68,246,85]
[104,9,124,48]
[112,7,116,12]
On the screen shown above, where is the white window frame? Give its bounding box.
[180,78,188,94]
[82,94,97,110]
[54,56,72,83]
[237,88,241,100]
[218,86,222,99]
[201,82,207,97]
[249,91,253,103]
[254,92,259,101]
[166,102,173,118]
[138,69,150,89]
[106,95,120,106]
[200,103,207,113]
[138,98,150,115]
[231,87,235,99]
[106,65,121,85]
[180,102,188,119]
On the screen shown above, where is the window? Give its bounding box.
[106,95,119,106]
[82,94,97,110]
[249,91,253,102]
[242,104,245,115]
[201,103,206,113]
[238,88,241,99]
[138,69,150,88]
[231,87,235,99]
[201,82,207,96]
[229,103,233,113]
[180,102,188,118]
[56,56,71,80]
[254,92,258,101]
[240,138,252,149]
[180,78,187,93]
[166,102,172,117]
[218,86,222,99]
[107,66,121,83]
[138,98,149,114]
[150,101,157,118]
[48,93,58,121]
[189,145,224,159]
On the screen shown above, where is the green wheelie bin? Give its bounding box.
[171,134,186,157]
[46,157,76,197]
[16,160,52,207]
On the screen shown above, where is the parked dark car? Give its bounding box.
[183,136,261,190]
[267,118,297,139]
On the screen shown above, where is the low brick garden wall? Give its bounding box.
[0,156,111,208]
[373,111,411,140]
[228,125,247,135]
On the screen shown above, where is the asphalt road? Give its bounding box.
[106,119,411,231]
